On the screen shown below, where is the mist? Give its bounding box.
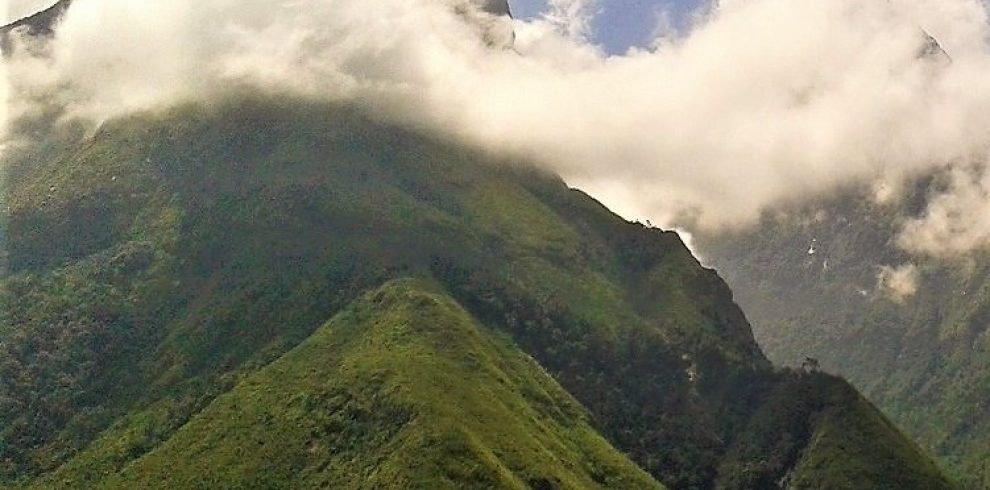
[6,0,990,256]
[877,263,920,302]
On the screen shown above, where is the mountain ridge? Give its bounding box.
[39,279,664,489]
[0,3,958,489]
[0,0,70,54]
[0,96,953,489]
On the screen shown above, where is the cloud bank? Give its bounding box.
[7,0,990,255]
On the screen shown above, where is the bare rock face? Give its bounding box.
[461,0,515,48]
[474,0,511,17]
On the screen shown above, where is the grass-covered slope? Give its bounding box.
[51,280,660,489]
[0,98,953,489]
[697,184,990,488]
[786,376,951,489]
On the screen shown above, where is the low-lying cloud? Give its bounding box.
[877,263,920,303]
[6,0,990,255]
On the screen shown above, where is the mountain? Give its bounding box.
[478,0,512,17]
[696,180,990,488]
[0,0,70,53]
[57,279,664,489]
[0,4,954,490]
[0,95,953,489]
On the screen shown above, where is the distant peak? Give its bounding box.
[919,30,951,64]
[475,0,511,17]
[463,0,515,47]
[1,0,71,34]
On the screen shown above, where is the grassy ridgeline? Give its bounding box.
[82,280,662,489]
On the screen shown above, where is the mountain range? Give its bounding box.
[0,2,961,489]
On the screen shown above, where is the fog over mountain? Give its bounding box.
[6,0,990,257]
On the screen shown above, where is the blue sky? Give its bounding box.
[509,0,707,54]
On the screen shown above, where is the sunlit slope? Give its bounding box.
[66,280,659,489]
[0,98,952,489]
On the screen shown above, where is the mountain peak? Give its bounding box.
[474,0,511,17]
[463,0,515,47]
[1,0,70,55]
[1,0,70,34]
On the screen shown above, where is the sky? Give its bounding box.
[509,0,708,54]
[6,0,990,259]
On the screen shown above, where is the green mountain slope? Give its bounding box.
[0,97,953,489]
[41,279,659,489]
[697,183,990,488]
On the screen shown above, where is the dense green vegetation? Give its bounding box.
[0,96,953,489]
[698,183,990,488]
[41,280,662,489]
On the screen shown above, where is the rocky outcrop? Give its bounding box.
[474,0,511,17]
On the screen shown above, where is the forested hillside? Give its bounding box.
[0,97,952,489]
[698,181,990,487]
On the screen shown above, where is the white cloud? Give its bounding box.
[541,0,597,41]
[877,263,920,302]
[6,0,990,255]
[898,164,990,256]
